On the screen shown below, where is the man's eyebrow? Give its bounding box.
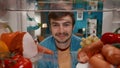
[64,21,72,24]
[51,22,57,24]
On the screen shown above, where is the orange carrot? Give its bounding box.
[37,44,54,55]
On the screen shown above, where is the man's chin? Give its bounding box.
[57,40,67,44]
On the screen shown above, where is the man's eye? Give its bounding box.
[64,24,70,26]
[52,24,59,27]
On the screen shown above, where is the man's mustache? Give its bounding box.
[55,32,69,36]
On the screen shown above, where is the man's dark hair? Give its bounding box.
[48,12,75,26]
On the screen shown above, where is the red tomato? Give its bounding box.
[101,32,120,44]
[116,34,120,43]
[4,55,32,68]
[101,33,117,44]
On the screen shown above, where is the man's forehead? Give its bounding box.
[51,15,72,21]
[50,19,72,23]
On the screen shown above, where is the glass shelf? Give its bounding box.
[38,1,73,3]
[7,9,108,12]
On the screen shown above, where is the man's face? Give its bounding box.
[50,15,74,49]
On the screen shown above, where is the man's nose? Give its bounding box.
[58,25,64,33]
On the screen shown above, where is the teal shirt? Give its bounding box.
[37,34,81,68]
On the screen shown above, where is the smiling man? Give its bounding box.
[37,12,82,68]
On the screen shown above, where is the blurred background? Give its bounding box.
[0,0,120,42]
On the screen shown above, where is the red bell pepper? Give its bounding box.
[101,32,120,44]
[101,27,120,44]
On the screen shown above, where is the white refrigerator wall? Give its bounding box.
[102,0,120,34]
